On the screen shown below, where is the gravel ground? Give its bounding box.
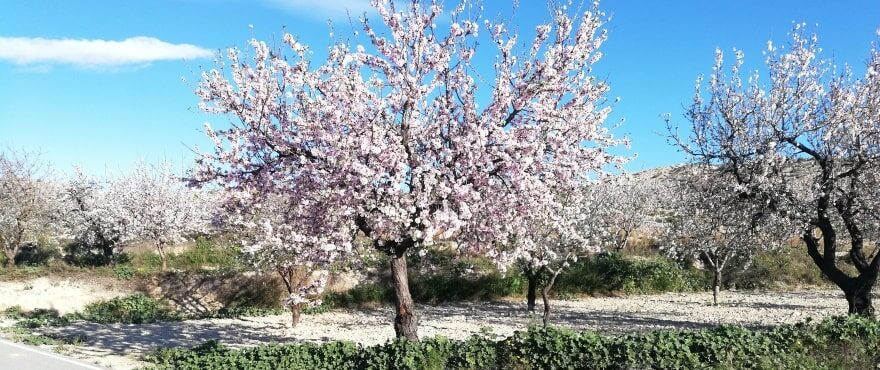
[0,278,126,315]
[34,289,849,370]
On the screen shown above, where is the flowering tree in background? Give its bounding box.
[193,0,624,339]
[510,188,600,327]
[222,194,347,327]
[660,168,787,305]
[65,169,134,263]
[120,161,213,271]
[587,175,667,251]
[671,26,880,315]
[0,150,64,268]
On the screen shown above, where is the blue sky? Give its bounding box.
[0,0,877,175]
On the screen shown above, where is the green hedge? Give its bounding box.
[147,315,880,369]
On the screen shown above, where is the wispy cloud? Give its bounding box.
[263,0,375,19]
[0,36,213,67]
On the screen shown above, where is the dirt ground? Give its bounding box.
[12,287,848,370]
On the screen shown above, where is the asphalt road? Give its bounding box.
[0,339,105,370]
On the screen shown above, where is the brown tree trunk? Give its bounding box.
[541,287,551,327]
[390,251,418,340]
[712,269,721,306]
[3,249,15,268]
[157,243,168,271]
[527,273,538,314]
[290,305,302,328]
[540,266,564,328]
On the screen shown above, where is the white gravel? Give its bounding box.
[34,289,849,370]
[0,278,127,315]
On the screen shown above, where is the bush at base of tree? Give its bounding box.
[146,315,880,370]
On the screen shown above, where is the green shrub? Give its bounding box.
[11,308,70,328]
[323,283,393,308]
[556,252,709,296]
[78,293,179,324]
[410,273,525,303]
[14,242,61,266]
[2,305,24,319]
[146,316,880,370]
[113,263,135,280]
[735,247,828,289]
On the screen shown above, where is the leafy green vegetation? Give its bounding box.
[122,236,244,274]
[2,294,180,329]
[78,293,180,324]
[735,246,830,289]
[0,236,243,282]
[13,241,62,266]
[1,326,75,347]
[323,252,708,310]
[556,252,710,296]
[146,315,880,370]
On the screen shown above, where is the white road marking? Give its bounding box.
[0,339,105,370]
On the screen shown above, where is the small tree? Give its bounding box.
[119,161,212,271]
[64,169,133,263]
[222,194,347,327]
[193,1,623,340]
[0,150,64,268]
[587,175,666,251]
[660,168,785,305]
[508,188,602,327]
[670,27,880,315]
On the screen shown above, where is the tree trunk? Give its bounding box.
[390,252,418,340]
[541,287,551,327]
[3,249,15,268]
[290,305,302,328]
[844,281,875,317]
[102,243,116,265]
[712,268,721,306]
[846,290,874,317]
[526,273,537,314]
[803,228,877,317]
[157,244,168,271]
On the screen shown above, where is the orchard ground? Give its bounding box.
[0,276,848,370]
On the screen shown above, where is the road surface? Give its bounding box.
[0,339,105,370]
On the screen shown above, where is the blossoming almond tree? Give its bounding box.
[671,26,880,315]
[660,168,787,305]
[65,169,134,263]
[0,150,65,268]
[586,174,667,251]
[222,193,348,327]
[510,187,601,327]
[119,161,213,271]
[193,0,623,339]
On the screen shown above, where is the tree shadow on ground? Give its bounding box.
[38,291,846,360]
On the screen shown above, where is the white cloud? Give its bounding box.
[0,36,213,67]
[264,0,375,19]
